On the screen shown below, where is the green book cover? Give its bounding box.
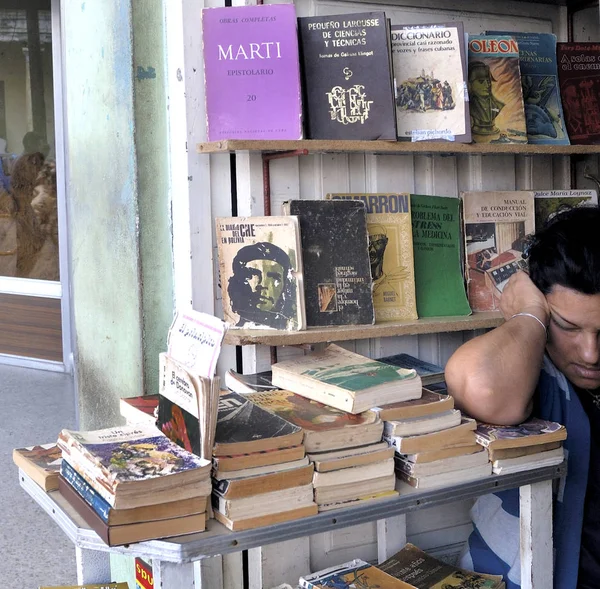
[410,194,471,317]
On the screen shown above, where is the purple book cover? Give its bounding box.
[202,4,303,141]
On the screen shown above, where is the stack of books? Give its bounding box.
[475,417,566,475]
[211,390,318,530]
[56,424,212,546]
[382,393,491,489]
[245,389,397,511]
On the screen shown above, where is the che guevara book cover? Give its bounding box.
[488,31,569,145]
[391,22,470,143]
[297,12,396,140]
[215,216,305,331]
[461,191,534,311]
[326,193,417,322]
[300,558,413,589]
[201,4,303,141]
[467,35,528,144]
[557,42,600,144]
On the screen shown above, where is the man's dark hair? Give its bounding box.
[528,205,600,295]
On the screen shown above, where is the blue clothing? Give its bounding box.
[460,355,590,589]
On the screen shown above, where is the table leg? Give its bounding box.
[75,546,111,584]
[377,515,407,563]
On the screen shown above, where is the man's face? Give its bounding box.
[546,285,600,391]
[470,75,492,98]
[369,234,388,266]
[246,259,284,311]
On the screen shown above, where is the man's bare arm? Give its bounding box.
[445,272,549,425]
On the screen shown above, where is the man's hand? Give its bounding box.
[500,270,550,325]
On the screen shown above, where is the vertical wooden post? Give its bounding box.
[75,547,111,585]
[377,514,407,563]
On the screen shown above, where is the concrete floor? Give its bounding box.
[1,363,78,588]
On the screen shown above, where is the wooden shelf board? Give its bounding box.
[198,140,599,157]
[223,312,503,346]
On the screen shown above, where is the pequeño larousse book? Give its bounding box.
[297,12,396,140]
[202,4,303,141]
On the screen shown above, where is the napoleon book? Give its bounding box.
[391,22,470,143]
[216,216,305,330]
[297,12,396,140]
[327,193,417,322]
[557,42,600,144]
[461,191,535,312]
[467,35,527,144]
[201,4,303,141]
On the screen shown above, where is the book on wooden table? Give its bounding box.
[244,389,383,452]
[213,390,304,456]
[212,445,306,475]
[326,192,417,322]
[57,425,211,510]
[391,22,470,143]
[308,441,394,473]
[318,489,399,512]
[60,459,207,526]
[409,193,471,317]
[461,190,535,312]
[487,31,569,145]
[377,353,445,385]
[397,461,492,489]
[201,3,303,141]
[394,446,488,478]
[401,442,484,464]
[297,12,396,140]
[224,369,279,394]
[467,35,527,144]
[216,215,305,331]
[488,440,562,462]
[212,483,317,531]
[491,446,564,475]
[271,343,422,414]
[119,394,158,427]
[12,443,61,491]
[313,474,396,505]
[300,559,413,589]
[282,199,374,327]
[360,388,454,423]
[379,543,504,588]
[475,417,567,450]
[312,458,394,489]
[58,475,206,547]
[385,417,477,454]
[384,409,462,437]
[557,42,600,144]
[534,189,598,230]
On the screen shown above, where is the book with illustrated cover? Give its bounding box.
[557,42,600,144]
[244,389,383,452]
[136,557,153,589]
[379,543,503,588]
[461,190,535,311]
[410,194,471,317]
[378,353,444,385]
[224,368,278,394]
[12,443,61,491]
[272,343,422,414]
[475,417,567,450]
[326,193,417,322]
[216,215,305,331]
[467,35,527,144]
[282,200,374,327]
[534,189,598,230]
[300,559,413,589]
[297,12,396,140]
[488,31,569,145]
[213,390,304,456]
[391,22,470,142]
[201,4,303,141]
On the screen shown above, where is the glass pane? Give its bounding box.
[0,0,57,282]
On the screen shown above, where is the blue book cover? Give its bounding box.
[60,459,111,523]
[487,31,570,144]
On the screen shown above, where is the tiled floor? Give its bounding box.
[1,363,78,588]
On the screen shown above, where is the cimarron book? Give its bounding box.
[297,12,396,140]
[201,4,303,141]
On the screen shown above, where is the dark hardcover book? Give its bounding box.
[467,35,527,144]
[487,31,569,145]
[410,194,471,317]
[557,42,600,144]
[378,353,444,385]
[283,199,374,327]
[61,459,111,524]
[214,390,304,456]
[297,12,396,140]
[391,22,471,143]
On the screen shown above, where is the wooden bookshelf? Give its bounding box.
[223,312,503,346]
[198,140,599,157]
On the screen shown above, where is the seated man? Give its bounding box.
[445,206,600,589]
